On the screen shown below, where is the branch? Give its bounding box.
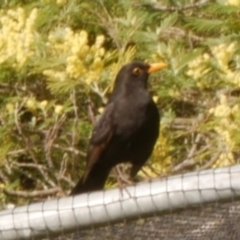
[198,151,221,170]
[14,103,56,187]
[0,169,9,183]
[53,144,86,157]
[160,27,204,43]
[86,97,96,124]
[3,187,60,198]
[86,8,122,49]
[13,162,47,171]
[136,0,211,11]
[91,82,108,104]
[44,114,66,169]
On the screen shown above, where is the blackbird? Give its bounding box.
[71,61,167,195]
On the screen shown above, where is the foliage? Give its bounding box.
[1,0,240,207]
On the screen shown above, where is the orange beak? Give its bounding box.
[148,62,167,73]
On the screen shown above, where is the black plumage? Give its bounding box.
[71,61,167,195]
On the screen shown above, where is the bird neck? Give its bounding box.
[110,86,151,107]
[112,79,148,99]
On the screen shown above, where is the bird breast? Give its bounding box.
[113,96,154,137]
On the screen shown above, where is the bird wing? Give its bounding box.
[91,103,114,145]
[82,103,114,182]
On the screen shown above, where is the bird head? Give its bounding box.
[112,61,167,95]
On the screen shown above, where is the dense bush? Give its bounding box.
[1,0,240,207]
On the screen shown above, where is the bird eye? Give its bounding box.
[132,67,142,75]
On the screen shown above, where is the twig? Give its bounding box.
[53,144,86,157]
[7,149,26,156]
[13,162,47,171]
[0,83,27,93]
[91,82,108,104]
[3,188,60,198]
[58,175,74,186]
[44,114,66,169]
[187,133,202,159]
[160,27,204,43]
[70,90,79,147]
[198,151,221,170]
[0,169,9,183]
[59,154,67,186]
[172,159,196,172]
[14,103,55,187]
[87,97,96,124]
[172,134,208,173]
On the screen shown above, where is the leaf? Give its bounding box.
[46,78,79,94]
[207,3,239,16]
[176,49,203,72]
[160,12,178,32]
[185,17,223,33]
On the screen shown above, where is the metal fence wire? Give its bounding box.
[0,164,240,240]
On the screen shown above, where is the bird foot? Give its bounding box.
[113,165,135,187]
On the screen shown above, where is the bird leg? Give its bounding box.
[112,165,136,199]
[113,165,134,188]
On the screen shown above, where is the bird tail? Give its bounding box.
[70,164,111,195]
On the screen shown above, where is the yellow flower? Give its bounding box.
[93,57,103,69]
[153,96,159,103]
[6,103,14,114]
[39,100,48,110]
[54,105,64,115]
[26,99,37,111]
[227,0,240,6]
[0,8,38,68]
[56,0,67,5]
[98,107,105,114]
[95,35,105,47]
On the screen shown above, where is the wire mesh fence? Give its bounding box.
[0,164,240,240]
